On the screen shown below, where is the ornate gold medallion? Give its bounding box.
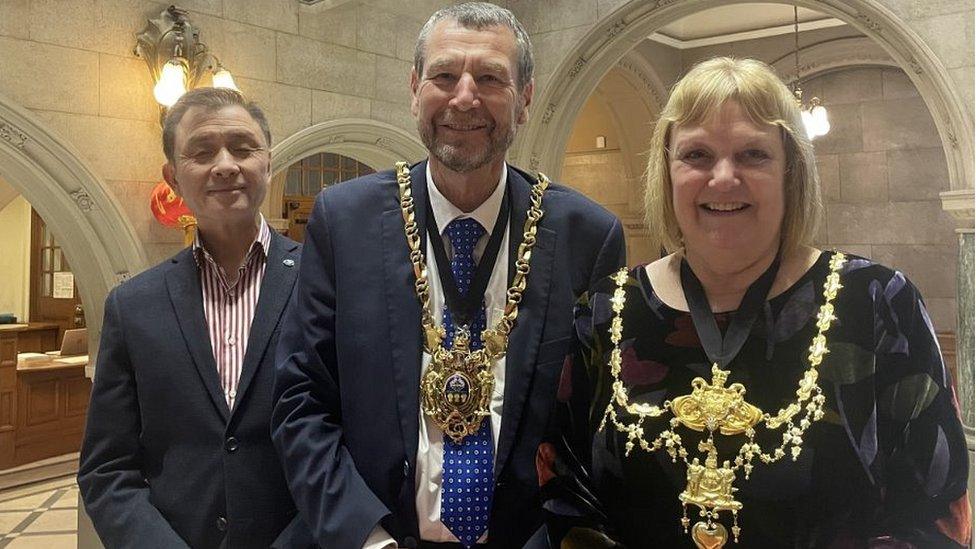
[600,252,847,547]
[420,327,495,444]
[395,162,549,443]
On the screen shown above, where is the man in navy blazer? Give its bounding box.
[272,4,625,548]
[79,88,313,548]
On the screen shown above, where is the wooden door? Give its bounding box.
[29,210,83,344]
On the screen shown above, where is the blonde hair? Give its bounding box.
[644,57,822,255]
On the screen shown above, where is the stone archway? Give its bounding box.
[271,118,426,176]
[513,0,972,196]
[0,93,148,372]
[265,118,426,221]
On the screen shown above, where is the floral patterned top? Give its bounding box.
[538,252,971,548]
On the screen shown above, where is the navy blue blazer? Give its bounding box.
[79,232,315,548]
[272,161,626,548]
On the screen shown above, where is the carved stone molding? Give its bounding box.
[541,103,557,124]
[0,121,28,149]
[607,19,627,39]
[516,0,972,197]
[855,12,883,33]
[940,189,975,225]
[70,190,95,212]
[271,118,425,174]
[567,57,587,78]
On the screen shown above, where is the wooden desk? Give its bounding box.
[0,322,59,352]
[0,329,90,470]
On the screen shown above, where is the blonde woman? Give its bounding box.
[536,57,970,548]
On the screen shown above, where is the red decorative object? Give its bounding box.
[150,181,197,245]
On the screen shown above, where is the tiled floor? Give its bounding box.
[0,476,77,548]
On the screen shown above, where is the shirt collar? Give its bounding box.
[426,161,508,235]
[192,214,272,266]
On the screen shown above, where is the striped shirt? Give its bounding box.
[192,217,272,409]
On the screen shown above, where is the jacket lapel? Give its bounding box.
[166,248,230,422]
[383,161,428,468]
[231,233,300,419]
[495,166,556,477]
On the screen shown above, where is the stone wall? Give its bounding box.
[0,0,426,265]
[805,66,958,331]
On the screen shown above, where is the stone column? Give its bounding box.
[941,190,974,428]
[941,189,975,496]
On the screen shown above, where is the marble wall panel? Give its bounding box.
[829,244,872,259]
[561,151,630,207]
[886,147,950,201]
[219,20,276,82]
[27,0,156,58]
[357,9,399,58]
[276,33,376,97]
[923,297,957,335]
[371,99,418,134]
[948,65,974,121]
[816,68,883,105]
[31,111,163,182]
[224,0,298,33]
[502,0,598,35]
[881,69,920,100]
[596,0,630,19]
[910,0,973,18]
[870,244,957,299]
[171,0,223,16]
[816,154,841,203]
[826,201,953,245]
[909,11,974,70]
[809,103,861,155]
[103,179,171,247]
[838,151,887,203]
[98,54,157,122]
[0,0,29,39]
[0,37,99,115]
[360,0,444,22]
[374,56,413,105]
[27,0,96,51]
[861,97,941,152]
[312,91,372,124]
[530,25,591,82]
[298,1,358,46]
[396,20,424,63]
[236,78,312,144]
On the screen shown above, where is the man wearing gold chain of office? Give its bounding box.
[271,3,626,548]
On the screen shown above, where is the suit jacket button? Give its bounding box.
[225,437,239,452]
[402,536,417,549]
[216,516,228,531]
[403,459,410,477]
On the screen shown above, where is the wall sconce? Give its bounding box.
[135,5,239,109]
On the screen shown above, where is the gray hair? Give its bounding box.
[162,87,272,164]
[414,2,534,90]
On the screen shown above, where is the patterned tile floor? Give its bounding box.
[0,476,77,548]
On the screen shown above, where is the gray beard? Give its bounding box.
[419,120,516,173]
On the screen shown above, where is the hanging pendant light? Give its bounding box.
[791,6,830,139]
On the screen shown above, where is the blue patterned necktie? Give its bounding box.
[440,217,493,547]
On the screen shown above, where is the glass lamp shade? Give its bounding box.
[212,68,239,91]
[801,109,816,139]
[811,104,830,136]
[154,59,187,107]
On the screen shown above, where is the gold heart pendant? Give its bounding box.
[691,521,728,549]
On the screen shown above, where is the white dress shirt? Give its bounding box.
[364,163,510,548]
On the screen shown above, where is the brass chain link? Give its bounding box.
[395,161,549,357]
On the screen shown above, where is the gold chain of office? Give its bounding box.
[395,161,549,444]
[600,251,847,549]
